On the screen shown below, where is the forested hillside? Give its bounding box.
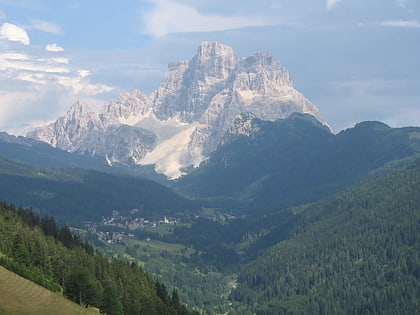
[176,118,420,212]
[0,202,198,315]
[231,161,420,314]
[0,157,197,223]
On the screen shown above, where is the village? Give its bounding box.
[82,208,238,245]
[81,208,178,244]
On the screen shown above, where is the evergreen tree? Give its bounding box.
[101,282,124,315]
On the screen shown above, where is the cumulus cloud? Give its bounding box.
[326,0,342,10]
[29,19,62,34]
[143,0,275,37]
[46,43,64,52]
[379,20,420,28]
[0,23,30,45]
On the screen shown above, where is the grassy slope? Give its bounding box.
[0,266,99,315]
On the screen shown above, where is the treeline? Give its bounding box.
[231,164,420,314]
[0,201,199,315]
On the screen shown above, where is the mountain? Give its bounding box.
[175,115,420,212]
[28,41,327,179]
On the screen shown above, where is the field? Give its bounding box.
[0,265,99,315]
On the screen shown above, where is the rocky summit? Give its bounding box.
[28,41,328,179]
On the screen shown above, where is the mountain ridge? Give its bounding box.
[175,115,420,211]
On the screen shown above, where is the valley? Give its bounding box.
[0,41,419,314]
[1,108,419,314]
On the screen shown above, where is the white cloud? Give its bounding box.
[1,52,29,60]
[52,57,69,64]
[46,43,64,52]
[379,20,420,28]
[29,19,62,34]
[326,0,342,10]
[0,23,30,45]
[78,70,91,78]
[56,75,113,95]
[143,0,275,37]
[396,0,408,7]
[0,53,70,74]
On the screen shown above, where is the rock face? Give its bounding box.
[28,41,328,179]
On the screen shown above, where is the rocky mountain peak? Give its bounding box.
[63,101,101,126]
[67,101,94,119]
[242,52,281,69]
[188,41,238,81]
[197,41,235,61]
[103,89,151,124]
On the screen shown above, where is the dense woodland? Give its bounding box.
[231,162,420,314]
[0,202,198,315]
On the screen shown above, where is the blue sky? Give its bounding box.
[0,0,419,134]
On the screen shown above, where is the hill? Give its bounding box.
[230,159,420,314]
[0,158,197,224]
[0,202,198,315]
[176,116,420,212]
[0,131,107,170]
[0,265,99,315]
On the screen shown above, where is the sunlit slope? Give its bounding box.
[0,265,99,315]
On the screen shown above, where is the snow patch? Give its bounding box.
[138,124,204,179]
[118,109,153,126]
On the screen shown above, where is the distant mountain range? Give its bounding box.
[27,41,327,179]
